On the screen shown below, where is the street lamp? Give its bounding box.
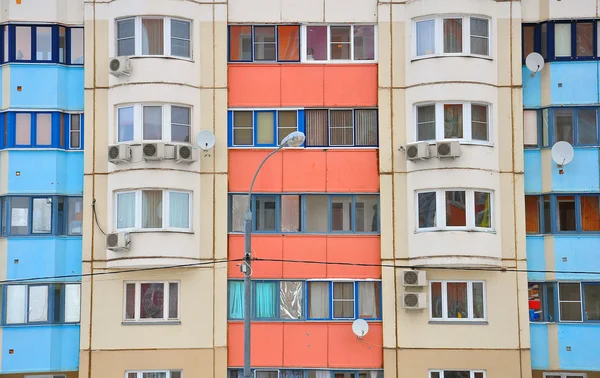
[242,131,306,378]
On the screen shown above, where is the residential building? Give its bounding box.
[0,0,84,377]
[522,1,600,378]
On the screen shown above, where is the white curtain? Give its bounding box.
[7,285,26,324]
[309,282,329,318]
[117,192,136,229]
[417,20,435,55]
[555,24,571,57]
[142,19,164,55]
[315,372,330,378]
[358,282,377,318]
[443,18,462,53]
[169,192,189,228]
[65,284,81,322]
[28,285,48,322]
[305,110,328,146]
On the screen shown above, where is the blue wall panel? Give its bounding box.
[550,62,599,105]
[6,238,82,282]
[524,149,543,194]
[551,148,600,192]
[530,323,549,370]
[526,236,546,281]
[557,324,600,371]
[7,150,83,195]
[522,66,541,108]
[553,236,600,280]
[1,325,79,373]
[9,65,84,111]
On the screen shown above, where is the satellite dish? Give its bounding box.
[196,130,216,151]
[525,53,545,76]
[551,141,574,166]
[351,318,369,339]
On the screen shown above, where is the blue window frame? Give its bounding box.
[0,111,84,150]
[228,193,380,234]
[228,369,384,378]
[228,280,382,321]
[523,107,600,148]
[522,20,600,62]
[529,282,600,323]
[525,194,600,234]
[228,25,301,63]
[0,196,83,237]
[1,24,83,64]
[228,109,304,147]
[2,283,81,325]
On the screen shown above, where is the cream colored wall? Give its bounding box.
[0,0,83,24]
[522,0,600,21]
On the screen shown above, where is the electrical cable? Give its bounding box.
[91,199,106,235]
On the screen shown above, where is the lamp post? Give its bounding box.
[243,131,306,378]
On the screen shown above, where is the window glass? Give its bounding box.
[445,190,466,227]
[171,19,191,58]
[280,195,300,232]
[523,25,535,58]
[329,110,353,146]
[171,106,191,143]
[577,109,597,145]
[555,23,572,57]
[305,195,329,232]
[67,197,83,235]
[278,111,297,145]
[117,192,136,229]
[559,282,582,321]
[543,195,551,234]
[117,19,135,56]
[60,114,65,148]
[254,26,276,61]
[6,285,26,324]
[140,283,165,319]
[255,281,277,318]
[143,106,163,140]
[554,108,573,144]
[16,113,31,145]
[356,195,379,232]
[28,285,49,322]
[70,28,84,63]
[305,109,328,146]
[472,282,485,318]
[277,25,300,61]
[416,20,435,56]
[11,197,29,235]
[168,282,178,319]
[118,106,135,142]
[331,196,352,231]
[59,27,67,63]
[431,282,442,318]
[528,282,545,321]
[525,196,541,233]
[523,110,538,146]
[541,23,548,59]
[471,105,488,141]
[330,26,351,60]
[125,283,136,319]
[354,25,375,60]
[32,198,52,234]
[443,18,462,53]
[417,105,436,141]
[418,192,437,228]
[228,281,244,319]
[36,114,52,145]
[233,111,253,146]
[584,284,600,321]
[444,104,463,139]
[474,192,491,228]
[306,25,327,61]
[333,282,354,318]
[280,281,303,319]
[168,192,189,229]
[308,281,329,318]
[444,372,472,378]
[557,196,576,231]
[3,25,8,62]
[142,18,164,55]
[446,282,468,319]
[355,109,378,146]
[229,26,252,61]
[70,114,81,148]
[230,194,247,232]
[542,108,549,146]
[576,22,593,57]
[358,281,380,318]
[547,282,557,321]
[581,196,600,231]
[255,196,276,231]
[256,112,275,144]
[15,26,31,60]
[470,18,489,55]
[142,190,163,229]
[64,284,81,322]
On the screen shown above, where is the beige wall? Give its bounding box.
[0,0,83,24]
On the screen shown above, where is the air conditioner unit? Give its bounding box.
[142,142,165,161]
[108,144,131,164]
[109,56,131,77]
[436,140,461,158]
[403,293,427,310]
[175,145,196,163]
[106,232,130,252]
[406,142,431,161]
[401,270,427,287]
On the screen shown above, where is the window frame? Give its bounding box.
[228,109,301,148]
[1,111,83,150]
[525,194,600,234]
[300,24,378,63]
[528,282,558,323]
[3,283,81,325]
[429,280,487,322]
[5,24,84,64]
[114,189,193,233]
[228,24,301,63]
[414,102,492,144]
[530,282,600,324]
[115,103,192,144]
[429,371,486,378]
[542,373,586,378]
[125,370,183,378]
[527,107,600,148]
[415,189,494,232]
[413,15,492,59]
[123,281,180,323]
[115,16,192,59]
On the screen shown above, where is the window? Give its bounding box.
[116,17,191,58]
[5,112,81,149]
[304,24,376,61]
[525,108,600,147]
[4,283,81,324]
[16,113,31,145]
[542,374,586,378]
[4,25,82,64]
[36,114,52,145]
[531,282,600,323]
[15,26,32,60]
[417,189,492,231]
[115,104,192,144]
[126,370,182,378]
[229,194,379,233]
[523,110,538,147]
[429,371,485,378]
[0,196,82,236]
[70,28,84,64]
[415,103,490,143]
[415,16,490,58]
[229,25,300,62]
[115,189,191,231]
[305,109,378,147]
[124,282,179,322]
[430,281,485,321]
[526,195,600,233]
[70,114,81,148]
[559,282,582,321]
[525,21,600,61]
[528,282,557,322]
[230,110,299,147]
[32,197,52,234]
[229,370,383,378]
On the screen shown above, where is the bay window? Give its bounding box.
[116,104,192,144]
[126,371,182,378]
[414,16,490,58]
[415,103,490,143]
[430,281,486,321]
[116,16,192,58]
[115,189,192,232]
[124,281,179,322]
[417,189,493,231]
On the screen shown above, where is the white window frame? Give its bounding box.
[123,281,180,322]
[429,370,486,378]
[557,282,583,323]
[413,15,492,59]
[25,375,67,378]
[114,189,192,232]
[429,281,487,321]
[125,370,183,378]
[300,24,378,63]
[115,103,192,144]
[115,16,192,59]
[416,189,494,232]
[414,102,492,144]
[69,113,82,149]
[542,373,586,378]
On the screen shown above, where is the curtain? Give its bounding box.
[417,20,435,56]
[353,25,375,60]
[255,282,277,318]
[308,282,329,318]
[581,196,600,231]
[142,190,163,229]
[28,285,49,322]
[333,282,354,318]
[36,114,52,145]
[257,112,275,144]
[228,281,244,319]
[555,23,571,57]
[7,285,26,324]
[329,110,353,146]
[142,18,164,55]
[117,192,136,229]
[443,18,462,53]
[278,25,300,61]
[280,195,300,232]
[169,192,189,228]
[305,109,328,146]
[443,104,463,139]
[32,198,52,233]
[16,113,31,145]
[168,282,179,319]
[140,283,164,319]
[418,192,437,228]
[125,283,136,319]
[358,282,379,318]
[280,281,303,319]
[355,109,377,146]
[446,282,468,318]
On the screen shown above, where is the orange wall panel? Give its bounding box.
[228,64,377,107]
[228,323,382,368]
[326,237,381,278]
[228,236,283,279]
[229,150,378,193]
[282,236,328,279]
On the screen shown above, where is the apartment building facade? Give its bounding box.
[0,1,84,377]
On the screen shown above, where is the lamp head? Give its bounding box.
[280,131,305,148]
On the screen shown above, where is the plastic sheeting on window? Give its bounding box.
[65,284,81,322]
[6,285,26,324]
[28,285,49,322]
[280,281,303,319]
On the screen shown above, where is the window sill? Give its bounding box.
[428,320,488,325]
[411,54,493,63]
[228,319,382,323]
[228,60,378,65]
[228,146,379,149]
[2,61,84,67]
[2,322,79,327]
[126,55,193,63]
[115,141,193,146]
[415,228,496,235]
[116,229,194,235]
[122,320,181,326]
[417,140,494,147]
[228,232,380,236]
